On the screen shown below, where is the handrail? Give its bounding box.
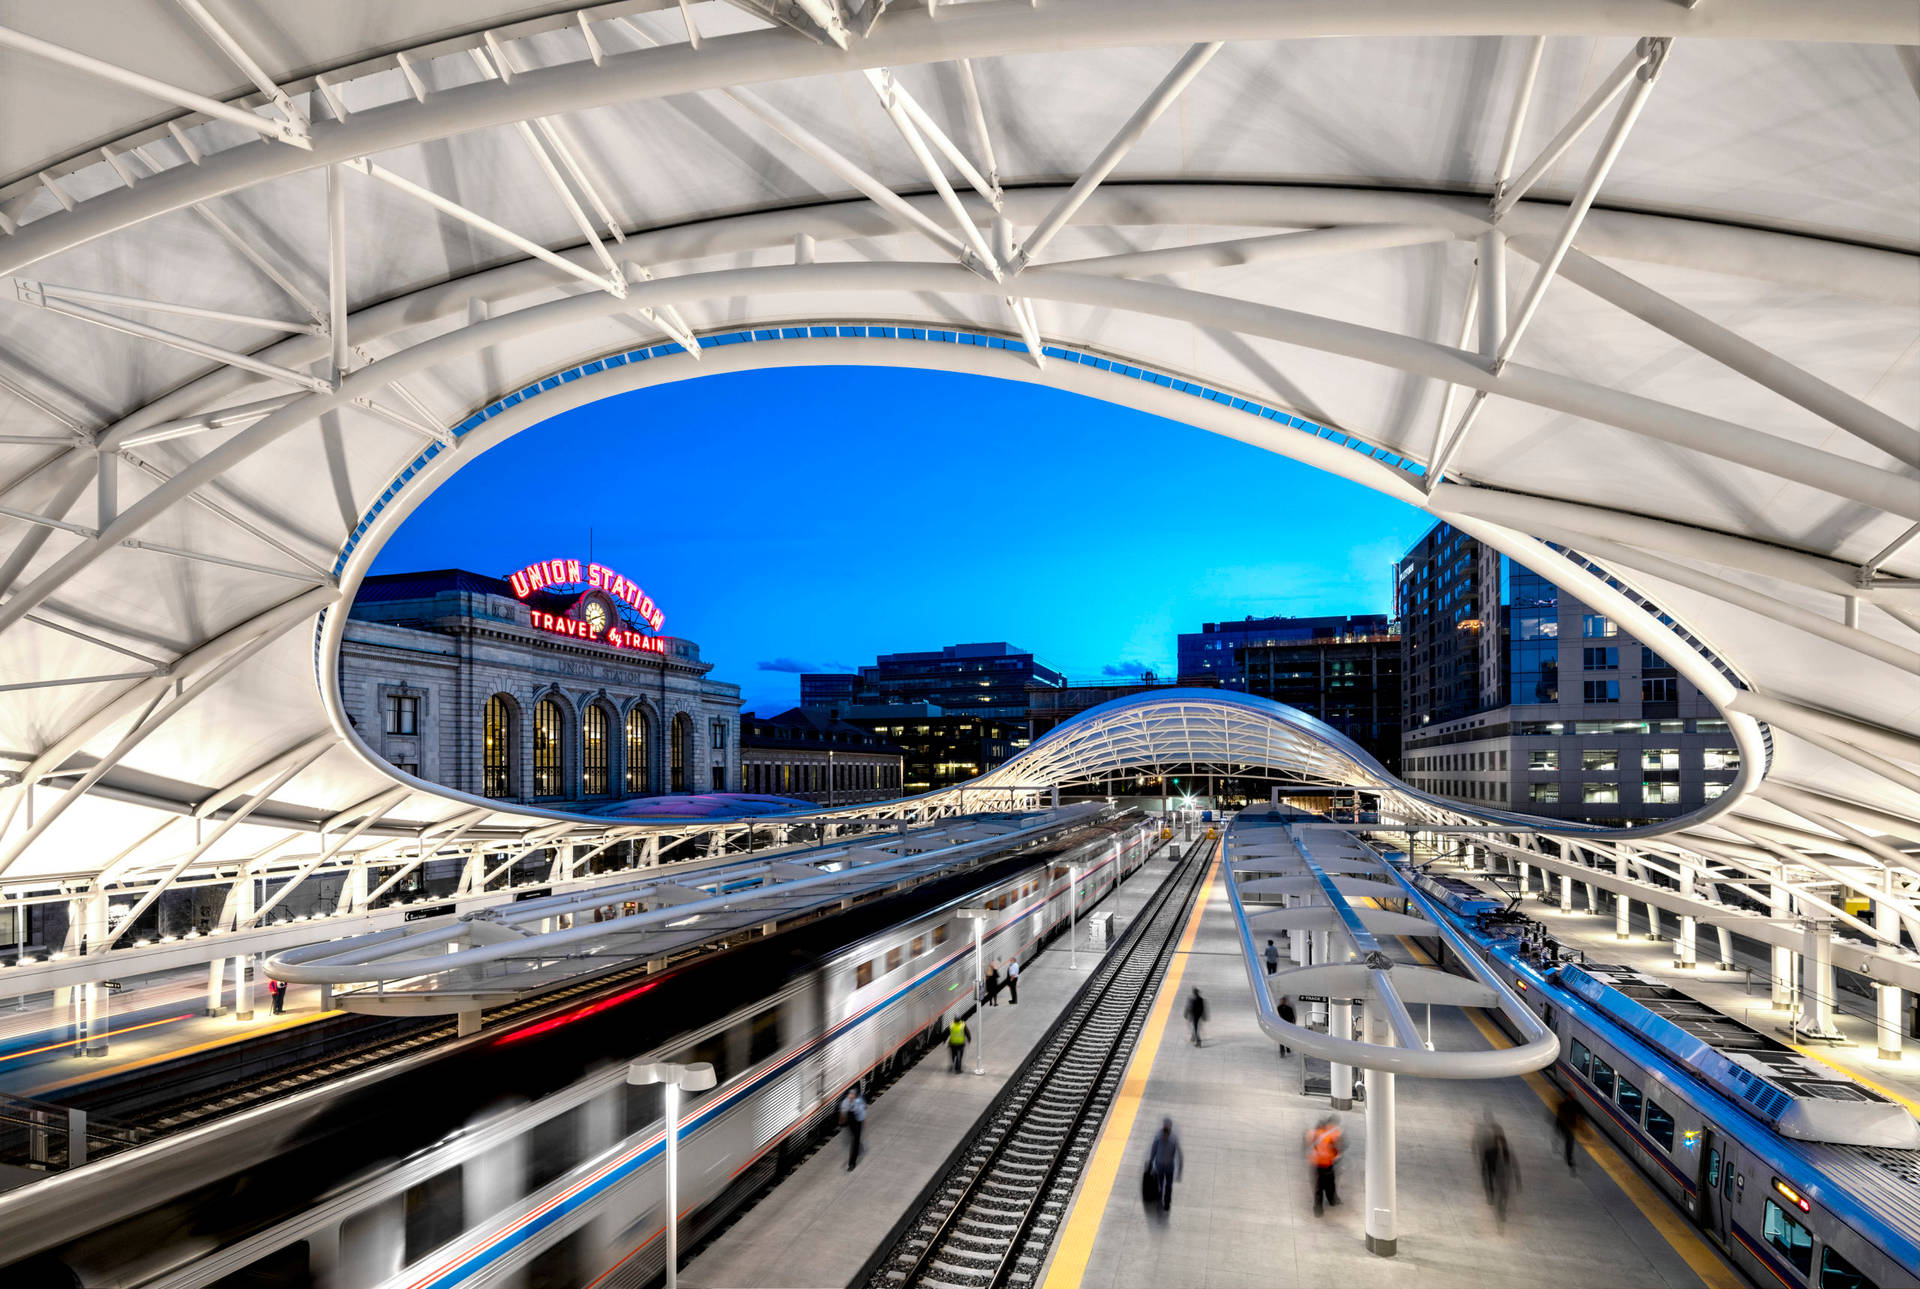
[1225,815,1559,1079]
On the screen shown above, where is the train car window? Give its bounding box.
[690,1031,734,1087]
[1590,1056,1616,1098]
[1763,1200,1815,1275]
[912,934,925,957]
[933,925,949,947]
[856,961,874,988]
[1644,1100,1674,1152]
[527,1106,585,1193]
[1616,1076,1644,1124]
[1569,1038,1592,1078]
[887,946,903,972]
[518,1226,591,1289]
[1707,1149,1721,1187]
[341,1200,403,1284]
[404,1167,465,1263]
[625,1081,665,1132]
[748,1007,782,1065]
[209,1242,310,1288]
[1819,1244,1877,1289]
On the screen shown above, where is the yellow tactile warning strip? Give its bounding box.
[1782,1040,1920,1117]
[1396,934,1741,1288]
[23,1008,342,1098]
[1040,844,1223,1289]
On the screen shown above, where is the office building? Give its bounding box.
[1397,524,1726,825]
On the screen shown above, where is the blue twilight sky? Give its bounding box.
[370,366,1435,716]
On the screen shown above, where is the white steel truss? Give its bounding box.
[0,6,1911,1010]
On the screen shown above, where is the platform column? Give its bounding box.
[1770,886,1796,1008]
[1518,860,1529,893]
[1329,999,1354,1110]
[1363,1005,1397,1257]
[1802,919,1837,1036]
[1716,925,1735,970]
[1675,868,1696,968]
[1559,872,1573,913]
[206,956,226,1016]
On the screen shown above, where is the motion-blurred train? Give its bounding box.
[4,812,1161,1288]
[1403,866,1920,1289]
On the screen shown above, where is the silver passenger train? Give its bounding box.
[12,815,1158,1289]
[1405,868,1920,1289]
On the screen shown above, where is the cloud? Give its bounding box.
[1101,660,1149,677]
[757,657,847,674]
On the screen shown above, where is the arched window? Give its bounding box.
[670,713,692,792]
[582,705,610,796]
[624,708,651,795]
[483,695,514,798]
[533,698,564,797]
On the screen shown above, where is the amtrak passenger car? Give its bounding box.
[1403,867,1920,1289]
[13,816,1161,1289]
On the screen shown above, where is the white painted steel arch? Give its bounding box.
[0,4,1914,996]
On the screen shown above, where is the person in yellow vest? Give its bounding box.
[947,1016,970,1073]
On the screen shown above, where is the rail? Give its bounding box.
[861,831,1214,1289]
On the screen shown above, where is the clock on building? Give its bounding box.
[582,597,609,634]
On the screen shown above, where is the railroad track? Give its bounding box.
[863,832,1216,1289]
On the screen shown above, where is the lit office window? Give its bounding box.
[1582,615,1617,638]
[1583,783,1620,804]
[1529,784,1559,804]
[483,695,514,798]
[1704,747,1741,771]
[1582,749,1619,771]
[1643,782,1680,804]
[533,699,563,797]
[582,705,609,796]
[1642,747,1680,771]
[1529,749,1558,771]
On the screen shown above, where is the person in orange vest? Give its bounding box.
[1308,1117,1343,1215]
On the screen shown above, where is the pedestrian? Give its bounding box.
[984,964,1001,1006]
[1554,1093,1579,1172]
[1145,1117,1183,1215]
[268,977,286,1015]
[1308,1117,1342,1215]
[839,1083,867,1171]
[947,1015,970,1073]
[1184,986,1207,1046]
[1276,996,1296,1057]
[1265,939,1280,975]
[1006,956,1019,1005]
[1476,1112,1520,1223]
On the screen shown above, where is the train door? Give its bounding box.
[1696,1126,1725,1248]
[1711,1136,1741,1255]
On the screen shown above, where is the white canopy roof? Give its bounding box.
[0,5,1914,958]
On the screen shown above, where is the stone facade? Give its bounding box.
[339,569,739,808]
[739,708,903,805]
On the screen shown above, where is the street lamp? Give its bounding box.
[955,907,990,1075]
[1067,864,1081,970]
[629,1060,717,1289]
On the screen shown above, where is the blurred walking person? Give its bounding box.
[839,1083,867,1171]
[947,1016,970,1073]
[1308,1117,1342,1215]
[1144,1117,1183,1215]
[1006,956,1020,1005]
[1476,1112,1520,1223]
[1554,1094,1579,1172]
[1275,996,1296,1057]
[984,963,1002,1006]
[1265,939,1280,975]
[1185,986,1207,1046]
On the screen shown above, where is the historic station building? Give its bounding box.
[339,559,740,808]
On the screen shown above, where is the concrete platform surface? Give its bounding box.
[1035,849,1733,1289]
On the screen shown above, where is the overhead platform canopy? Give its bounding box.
[0,3,1914,970]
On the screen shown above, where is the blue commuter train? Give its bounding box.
[1400,866,1920,1289]
[3,815,1159,1289]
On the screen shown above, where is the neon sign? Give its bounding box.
[508,557,664,631]
[527,609,667,654]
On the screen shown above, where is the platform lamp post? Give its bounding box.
[1068,864,1081,970]
[956,907,990,1074]
[628,1060,717,1289]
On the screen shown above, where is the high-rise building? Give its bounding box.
[1176,615,1403,770]
[802,643,1064,793]
[1396,523,1729,825]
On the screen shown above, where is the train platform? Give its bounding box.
[679,839,1189,1289]
[1026,848,1734,1289]
[0,966,336,1101]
